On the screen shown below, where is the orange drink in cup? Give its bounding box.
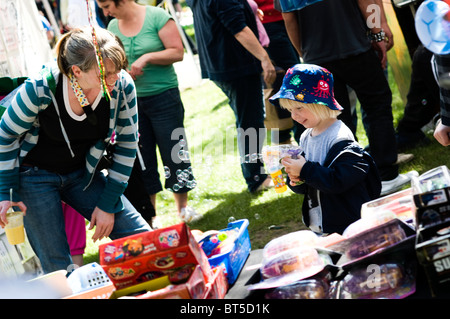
[5,209,25,245]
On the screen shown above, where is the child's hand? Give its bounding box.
[281,156,306,183]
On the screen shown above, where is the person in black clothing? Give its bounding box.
[186,0,276,193]
[391,0,440,150]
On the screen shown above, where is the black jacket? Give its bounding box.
[288,140,381,235]
[186,0,262,81]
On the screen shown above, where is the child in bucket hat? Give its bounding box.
[271,64,381,235]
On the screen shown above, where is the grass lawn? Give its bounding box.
[83,65,450,264]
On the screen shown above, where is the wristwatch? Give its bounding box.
[369,29,386,42]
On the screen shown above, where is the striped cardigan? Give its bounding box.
[0,63,139,213]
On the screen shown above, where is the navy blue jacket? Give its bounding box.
[186,0,262,81]
[288,140,381,235]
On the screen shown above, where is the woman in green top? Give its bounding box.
[97,0,200,222]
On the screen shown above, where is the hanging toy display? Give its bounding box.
[85,0,111,101]
[415,0,450,55]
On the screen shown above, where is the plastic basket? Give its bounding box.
[207,219,251,285]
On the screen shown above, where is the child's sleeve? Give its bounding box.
[299,154,370,194]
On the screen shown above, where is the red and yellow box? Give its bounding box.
[99,223,212,290]
[205,266,228,299]
[132,265,208,299]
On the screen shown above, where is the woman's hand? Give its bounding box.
[128,56,146,80]
[0,200,27,228]
[89,207,115,242]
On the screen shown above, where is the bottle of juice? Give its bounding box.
[269,168,287,193]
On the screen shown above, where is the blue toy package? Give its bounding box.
[207,219,251,285]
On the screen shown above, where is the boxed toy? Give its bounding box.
[412,166,450,228]
[205,266,228,299]
[328,218,416,266]
[334,257,417,299]
[361,188,416,226]
[412,166,450,296]
[129,265,208,299]
[415,220,450,297]
[99,223,212,290]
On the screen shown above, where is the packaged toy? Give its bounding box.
[262,230,319,261]
[337,260,416,299]
[361,188,416,225]
[264,278,329,299]
[98,223,212,290]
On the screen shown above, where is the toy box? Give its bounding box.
[99,223,212,290]
[335,256,417,299]
[207,219,251,285]
[412,166,450,296]
[415,220,450,297]
[131,265,208,299]
[329,218,416,266]
[361,188,416,225]
[205,266,228,299]
[412,166,450,228]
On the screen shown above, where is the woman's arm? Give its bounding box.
[128,19,184,80]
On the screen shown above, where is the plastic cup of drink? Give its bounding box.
[269,169,287,193]
[5,210,25,245]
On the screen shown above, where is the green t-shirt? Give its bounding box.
[108,6,178,97]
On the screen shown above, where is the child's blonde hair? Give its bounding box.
[279,99,341,121]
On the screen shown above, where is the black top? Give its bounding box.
[274,0,371,64]
[24,74,109,174]
[186,0,262,81]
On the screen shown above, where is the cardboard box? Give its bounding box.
[415,220,450,297]
[412,167,450,297]
[414,187,450,228]
[131,265,208,299]
[205,266,228,299]
[99,223,212,290]
[361,188,416,225]
[65,283,116,299]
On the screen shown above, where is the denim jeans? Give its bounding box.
[320,49,398,181]
[138,88,194,194]
[214,74,268,192]
[19,166,151,273]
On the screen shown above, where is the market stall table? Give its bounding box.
[225,248,448,299]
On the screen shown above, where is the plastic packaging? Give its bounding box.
[361,188,416,224]
[265,278,329,299]
[262,230,319,261]
[342,211,397,239]
[338,261,416,299]
[411,165,450,195]
[345,222,407,260]
[260,246,323,279]
[67,262,112,294]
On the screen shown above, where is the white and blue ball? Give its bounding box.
[415,0,450,55]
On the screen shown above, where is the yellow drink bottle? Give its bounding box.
[5,210,25,245]
[269,169,287,193]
